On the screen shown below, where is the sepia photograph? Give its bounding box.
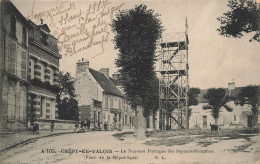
[0,0,259,163]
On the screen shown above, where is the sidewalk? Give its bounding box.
[0,129,74,153]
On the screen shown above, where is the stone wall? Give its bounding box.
[75,71,103,106]
[33,119,77,131]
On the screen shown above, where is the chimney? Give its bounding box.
[99,68,109,77]
[112,73,120,80]
[228,79,235,90]
[76,58,89,75]
[40,19,44,24]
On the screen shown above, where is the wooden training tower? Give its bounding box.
[158,19,189,130]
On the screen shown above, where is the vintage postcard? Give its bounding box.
[0,0,259,163]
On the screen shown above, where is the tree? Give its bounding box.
[142,76,159,129]
[217,0,260,42]
[204,88,232,124]
[188,88,201,118]
[111,4,163,137]
[189,88,200,106]
[236,85,259,126]
[56,71,79,120]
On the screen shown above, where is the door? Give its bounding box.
[248,115,253,127]
[203,116,207,128]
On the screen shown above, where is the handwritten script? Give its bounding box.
[28,0,124,58]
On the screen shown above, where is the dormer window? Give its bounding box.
[11,14,16,38]
[41,31,48,45]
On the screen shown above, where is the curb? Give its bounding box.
[0,131,75,154]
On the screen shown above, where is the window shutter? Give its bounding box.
[9,41,16,74]
[21,51,27,80]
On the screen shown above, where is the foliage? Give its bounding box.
[142,76,159,118]
[187,88,200,118]
[58,98,79,120]
[203,104,212,110]
[188,88,200,106]
[111,4,163,115]
[57,72,77,99]
[56,71,79,120]
[217,0,260,42]
[204,88,232,121]
[236,85,259,115]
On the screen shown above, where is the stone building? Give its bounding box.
[109,74,135,129]
[75,59,135,130]
[0,0,30,130]
[189,87,255,129]
[27,20,61,128]
[0,0,63,131]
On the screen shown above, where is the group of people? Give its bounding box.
[74,120,90,132]
[31,120,122,134]
[32,121,55,134]
[74,120,110,132]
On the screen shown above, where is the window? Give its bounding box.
[22,26,27,46]
[125,116,127,124]
[110,98,113,108]
[119,100,121,109]
[41,31,48,45]
[234,115,236,121]
[122,101,125,110]
[11,15,16,38]
[105,97,108,108]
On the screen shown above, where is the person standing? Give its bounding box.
[104,122,108,131]
[50,121,55,132]
[87,119,90,130]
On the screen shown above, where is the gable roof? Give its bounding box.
[89,68,124,97]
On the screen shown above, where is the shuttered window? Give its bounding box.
[21,51,27,80]
[9,41,16,74]
[8,85,16,120]
[110,98,113,108]
[105,97,108,108]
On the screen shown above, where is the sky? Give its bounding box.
[11,0,260,89]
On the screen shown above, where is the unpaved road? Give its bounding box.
[1,131,259,164]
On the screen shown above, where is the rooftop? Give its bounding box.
[89,68,124,98]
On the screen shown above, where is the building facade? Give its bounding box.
[189,102,253,129]
[189,86,256,130]
[0,0,62,131]
[75,59,135,130]
[0,0,29,130]
[109,74,135,129]
[27,20,61,128]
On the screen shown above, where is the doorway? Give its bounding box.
[203,116,207,128]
